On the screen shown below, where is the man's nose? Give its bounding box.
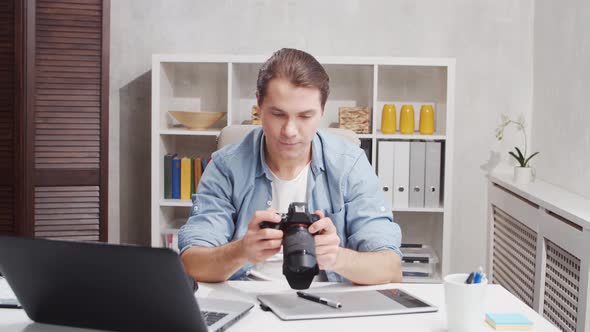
[282,120,297,137]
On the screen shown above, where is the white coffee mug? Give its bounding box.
[444,273,487,332]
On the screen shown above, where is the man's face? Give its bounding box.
[259,78,323,163]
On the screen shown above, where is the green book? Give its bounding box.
[163,153,175,199]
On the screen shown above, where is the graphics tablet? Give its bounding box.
[257,288,438,320]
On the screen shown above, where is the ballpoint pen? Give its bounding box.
[296,291,342,309]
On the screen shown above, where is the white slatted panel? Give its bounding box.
[543,239,580,332]
[492,205,537,307]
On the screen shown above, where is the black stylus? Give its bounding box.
[296,291,342,309]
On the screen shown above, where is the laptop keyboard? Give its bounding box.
[201,311,228,326]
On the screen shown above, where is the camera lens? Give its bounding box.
[282,226,318,289]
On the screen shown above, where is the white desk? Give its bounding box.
[0,281,559,331]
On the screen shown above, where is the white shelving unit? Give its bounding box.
[151,54,455,281]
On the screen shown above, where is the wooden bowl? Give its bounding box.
[168,111,226,130]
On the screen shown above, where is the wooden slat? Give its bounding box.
[37,36,101,46]
[36,7,101,17]
[37,2,101,12]
[36,218,98,225]
[37,30,100,40]
[37,59,101,67]
[37,53,100,61]
[36,112,99,118]
[39,0,101,5]
[36,196,99,203]
[36,140,99,146]
[36,146,100,152]
[35,164,98,169]
[0,0,15,234]
[37,47,100,56]
[36,224,99,232]
[34,185,99,239]
[36,72,100,79]
[35,170,99,186]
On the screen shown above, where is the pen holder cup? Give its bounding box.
[444,273,488,332]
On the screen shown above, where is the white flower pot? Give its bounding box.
[514,167,534,184]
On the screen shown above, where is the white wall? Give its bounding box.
[109,0,535,273]
[531,0,590,199]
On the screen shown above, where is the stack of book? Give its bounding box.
[401,244,439,279]
[164,154,211,200]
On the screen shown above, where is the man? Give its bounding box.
[179,48,402,285]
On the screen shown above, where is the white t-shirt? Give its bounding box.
[269,164,309,214]
[249,163,310,281]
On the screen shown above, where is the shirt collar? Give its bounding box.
[255,129,325,179]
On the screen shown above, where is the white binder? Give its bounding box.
[377,141,395,207]
[392,141,410,209]
[425,141,442,208]
[409,141,426,208]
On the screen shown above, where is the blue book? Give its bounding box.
[172,157,181,199]
[201,158,209,173]
[485,313,533,330]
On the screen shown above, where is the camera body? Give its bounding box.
[260,202,320,289]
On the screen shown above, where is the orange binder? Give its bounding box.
[194,158,202,191]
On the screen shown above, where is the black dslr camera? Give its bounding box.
[260,202,320,290]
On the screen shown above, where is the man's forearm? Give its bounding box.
[332,248,402,285]
[180,240,248,282]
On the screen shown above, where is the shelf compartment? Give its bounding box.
[376,65,447,136]
[157,62,228,131]
[158,135,217,202]
[323,64,374,130]
[230,62,262,125]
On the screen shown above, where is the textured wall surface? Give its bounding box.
[110,0,535,273]
[531,0,590,199]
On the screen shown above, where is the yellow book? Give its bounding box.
[180,157,191,200]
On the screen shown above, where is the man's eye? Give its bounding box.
[272,113,284,117]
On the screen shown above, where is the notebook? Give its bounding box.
[258,288,438,320]
[485,313,534,330]
[0,236,253,332]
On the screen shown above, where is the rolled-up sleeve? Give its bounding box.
[343,153,402,258]
[178,158,236,254]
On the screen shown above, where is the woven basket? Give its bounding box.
[338,107,371,134]
[251,106,261,125]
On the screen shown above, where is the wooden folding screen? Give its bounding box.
[0,0,109,241]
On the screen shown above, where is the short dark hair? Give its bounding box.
[256,48,330,109]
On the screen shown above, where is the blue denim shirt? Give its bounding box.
[178,128,402,282]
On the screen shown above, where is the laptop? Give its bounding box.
[0,236,253,332]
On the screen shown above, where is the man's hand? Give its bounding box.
[239,209,284,263]
[309,210,341,270]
